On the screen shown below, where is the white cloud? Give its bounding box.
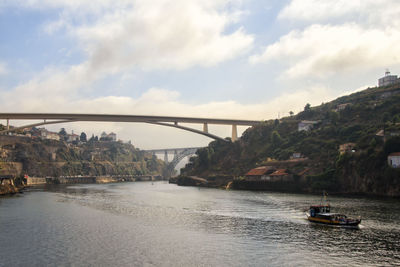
[278,0,400,27]
[72,0,253,72]
[6,0,253,72]
[250,0,400,79]
[0,62,7,75]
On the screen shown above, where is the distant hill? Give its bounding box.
[180,84,400,196]
[0,136,165,178]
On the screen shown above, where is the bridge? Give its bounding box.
[145,147,201,169]
[0,113,261,142]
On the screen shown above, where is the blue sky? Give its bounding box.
[1,0,400,149]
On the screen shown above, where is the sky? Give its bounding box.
[1,0,400,149]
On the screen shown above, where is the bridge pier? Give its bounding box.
[203,123,208,133]
[6,119,9,130]
[232,124,237,142]
[164,150,169,163]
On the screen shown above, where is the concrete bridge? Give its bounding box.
[145,147,201,169]
[0,113,261,142]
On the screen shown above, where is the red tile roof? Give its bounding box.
[245,166,274,176]
[269,169,289,176]
[389,152,400,157]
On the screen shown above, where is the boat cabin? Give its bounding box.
[309,205,330,217]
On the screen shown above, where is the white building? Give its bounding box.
[388,152,400,168]
[39,128,60,141]
[378,70,398,87]
[67,133,79,143]
[298,121,318,132]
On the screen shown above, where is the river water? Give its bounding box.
[1,182,399,266]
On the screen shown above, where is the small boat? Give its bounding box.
[306,193,361,228]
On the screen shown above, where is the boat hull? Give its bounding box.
[306,213,361,228]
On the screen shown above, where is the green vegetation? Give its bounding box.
[181,84,400,196]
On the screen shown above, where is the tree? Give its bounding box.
[59,128,67,141]
[304,103,311,112]
[80,132,87,142]
[59,128,67,136]
[384,137,400,155]
[271,130,283,146]
[289,111,294,117]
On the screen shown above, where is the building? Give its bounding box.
[245,166,276,180]
[336,103,351,111]
[291,152,302,159]
[388,152,400,168]
[339,143,356,154]
[67,133,79,143]
[378,70,398,87]
[108,132,117,141]
[298,121,318,132]
[38,128,60,141]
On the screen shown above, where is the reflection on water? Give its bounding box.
[1,182,399,266]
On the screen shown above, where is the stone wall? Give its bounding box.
[26,176,47,185]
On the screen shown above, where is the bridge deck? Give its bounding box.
[0,113,260,126]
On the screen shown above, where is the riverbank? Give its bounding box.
[171,175,400,197]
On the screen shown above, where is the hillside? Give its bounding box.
[180,84,400,196]
[0,136,165,178]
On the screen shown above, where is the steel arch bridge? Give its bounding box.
[145,147,200,170]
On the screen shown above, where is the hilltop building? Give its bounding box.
[378,70,399,87]
[39,128,60,141]
[336,103,351,112]
[298,121,318,132]
[67,133,79,143]
[339,143,356,154]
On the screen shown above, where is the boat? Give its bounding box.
[306,193,361,228]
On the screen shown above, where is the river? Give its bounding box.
[1,182,399,266]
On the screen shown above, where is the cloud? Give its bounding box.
[7,0,253,72]
[73,0,253,72]
[278,0,400,27]
[250,0,400,79]
[0,62,7,75]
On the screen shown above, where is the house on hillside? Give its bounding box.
[39,128,60,141]
[339,143,356,154]
[388,153,400,168]
[378,70,399,87]
[67,133,79,143]
[336,103,351,112]
[245,166,276,181]
[290,152,303,159]
[298,121,318,132]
